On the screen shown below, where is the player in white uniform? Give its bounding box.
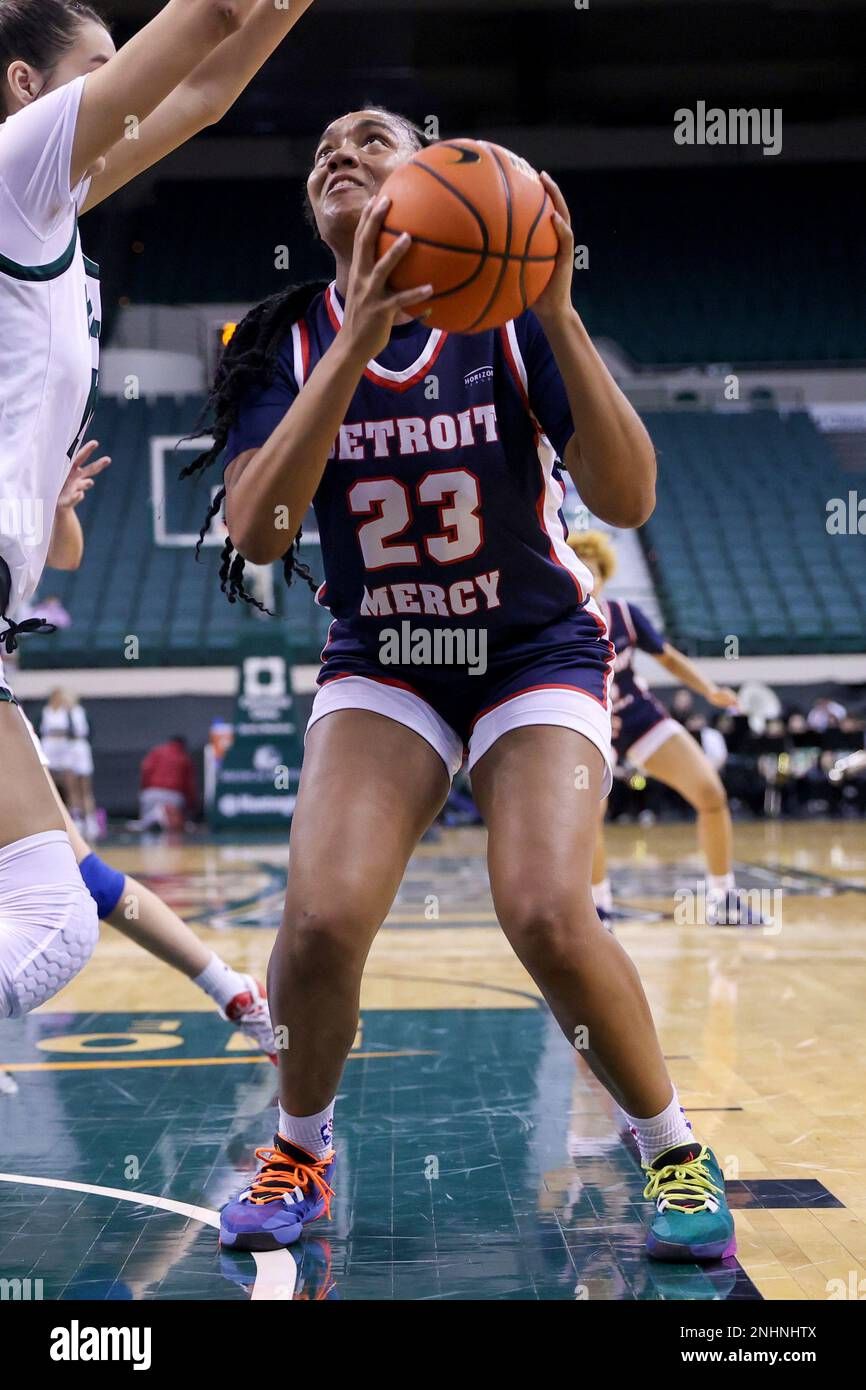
[38,691,72,771]
[16,441,278,1052]
[0,0,318,1019]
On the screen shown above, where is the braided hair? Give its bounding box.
[181,280,329,610]
[184,108,435,612]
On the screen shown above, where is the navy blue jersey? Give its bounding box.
[603,598,666,708]
[226,283,596,654]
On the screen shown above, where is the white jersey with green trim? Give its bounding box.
[0,74,100,609]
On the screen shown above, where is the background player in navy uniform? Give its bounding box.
[188,108,736,1263]
[570,530,764,927]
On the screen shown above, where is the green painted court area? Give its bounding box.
[0,1008,762,1301]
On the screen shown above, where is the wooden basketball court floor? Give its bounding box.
[0,819,864,1302]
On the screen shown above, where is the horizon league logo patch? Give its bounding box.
[464,366,494,387]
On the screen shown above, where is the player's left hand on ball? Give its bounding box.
[709,687,739,709]
[58,439,112,510]
[532,172,576,324]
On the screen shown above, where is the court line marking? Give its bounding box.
[0,1172,296,1301]
[251,1250,297,1300]
[737,859,866,894]
[0,1171,219,1227]
[365,971,545,1007]
[0,1049,436,1074]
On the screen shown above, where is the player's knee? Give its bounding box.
[498,890,585,965]
[283,900,375,970]
[693,774,727,815]
[0,832,99,1019]
[79,853,126,920]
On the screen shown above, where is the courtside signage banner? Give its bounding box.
[209,637,304,829]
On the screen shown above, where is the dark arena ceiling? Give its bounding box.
[103,1,866,142]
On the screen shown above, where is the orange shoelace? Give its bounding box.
[248,1146,335,1217]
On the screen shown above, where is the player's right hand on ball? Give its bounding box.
[342,195,433,363]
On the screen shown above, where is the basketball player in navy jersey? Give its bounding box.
[569,530,765,927]
[190,109,736,1263]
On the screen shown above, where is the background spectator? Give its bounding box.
[807,696,847,732]
[139,736,199,833]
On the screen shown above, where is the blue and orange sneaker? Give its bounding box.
[643,1143,736,1262]
[220,1134,336,1251]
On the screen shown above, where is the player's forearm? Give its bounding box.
[226,335,367,564]
[81,0,316,212]
[658,646,716,698]
[73,0,255,184]
[540,307,656,528]
[181,0,317,121]
[46,510,84,571]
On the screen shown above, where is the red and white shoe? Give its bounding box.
[221,977,277,1064]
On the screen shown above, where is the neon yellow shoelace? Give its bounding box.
[642,1148,722,1214]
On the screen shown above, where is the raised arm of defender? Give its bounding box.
[80,0,318,212]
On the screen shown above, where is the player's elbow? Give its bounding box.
[228,513,283,567]
[618,483,656,529]
[227,520,266,566]
[193,0,247,39]
[236,537,282,567]
[179,82,227,130]
[613,449,657,527]
[596,483,655,530]
[212,0,244,32]
[46,545,83,572]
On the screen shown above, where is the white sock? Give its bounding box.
[624,1089,694,1166]
[707,872,736,901]
[592,878,613,913]
[192,952,248,1010]
[279,1102,335,1160]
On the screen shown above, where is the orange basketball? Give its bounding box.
[377,139,559,334]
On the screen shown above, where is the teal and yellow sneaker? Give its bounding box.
[643,1143,736,1262]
